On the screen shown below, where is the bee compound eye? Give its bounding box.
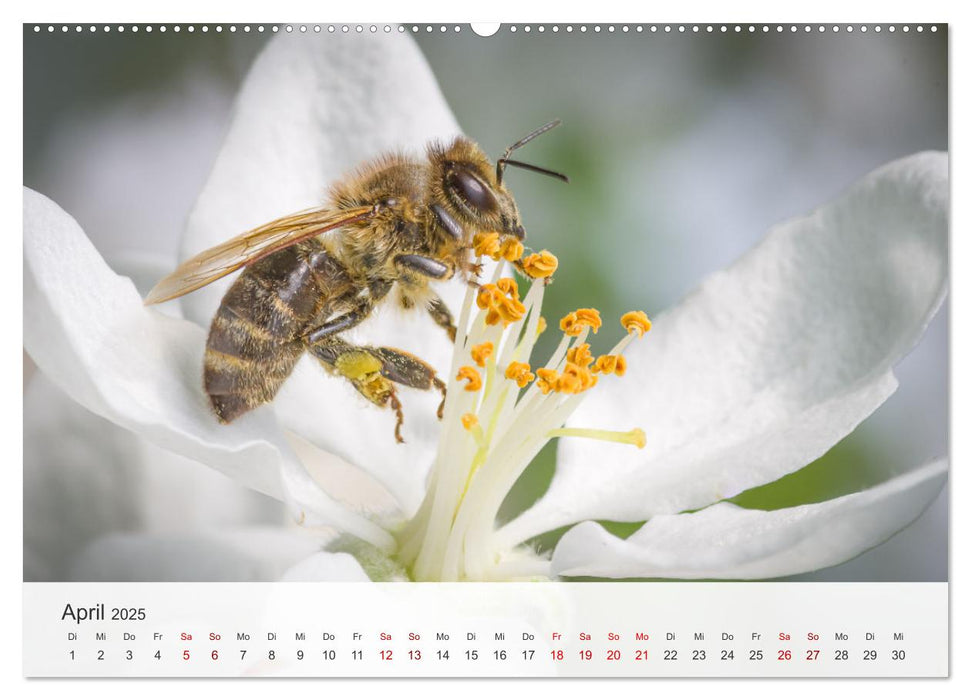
[447,168,498,215]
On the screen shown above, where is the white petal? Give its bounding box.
[106,250,185,309]
[279,552,371,582]
[502,152,948,544]
[177,32,462,512]
[23,188,393,549]
[551,460,947,579]
[69,529,328,582]
[276,353,446,515]
[24,373,287,581]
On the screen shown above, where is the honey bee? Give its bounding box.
[145,121,567,442]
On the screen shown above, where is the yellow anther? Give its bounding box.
[574,362,598,389]
[484,299,525,326]
[500,237,525,262]
[484,308,503,326]
[560,308,602,336]
[473,232,501,259]
[566,343,595,368]
[470,342,494,367]
[576,308,602,332]
[478,278,525,326]
[521,250,558,279]
[556,361,597,394]
[536,368,559,395]
[461,411,488,450]
[555,371,580,394]
[456,366,483,392]
[499,297,526,324]
[559,313,582,336]
[504,361,535,388]
[621,310,652,337]
[496,277,520,298]
[593,354,627,376]
[476,283,501,310]
[536,316,547,336]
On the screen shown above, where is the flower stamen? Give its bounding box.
[621,310,652,337]
[504,361,535,388]
[535,368,559,395]
[477,278,526,326]
[472,232,501,259]
[593,353,627,376]
[500,237,525,262]
[472,232,525,263]
[555,361,598,394]
[566,343,595,368]
[560,308,602,336]
[470,342,494,367]
[456,366,482,391]
[521,250,558,279]
[401,247,651,582]
[496,277,519,297]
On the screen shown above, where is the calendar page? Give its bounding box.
[22,21,949,679]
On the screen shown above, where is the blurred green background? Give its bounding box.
[23,24,948,581]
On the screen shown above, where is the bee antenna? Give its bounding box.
[496,119,563,185]
[498,158,570,184]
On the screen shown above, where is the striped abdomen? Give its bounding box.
[204,241,354,422]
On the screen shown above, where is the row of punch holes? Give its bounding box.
[33,24,941,35]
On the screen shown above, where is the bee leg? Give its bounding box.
[388,388,405,444]
[460,260,484,287]
[426,294,457,343]
[308,339,408,442]
[308,340,447,439]
[304,303,372,344]
[395,254,453,280]
[434,377,447,419]
[431,204,464,240]
[372,347,448,421]
[372,347,436,387]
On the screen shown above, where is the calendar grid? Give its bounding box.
[23,582,948,678]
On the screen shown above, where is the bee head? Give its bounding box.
[428,121,567,242]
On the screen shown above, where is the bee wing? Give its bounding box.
[144,205,376,305]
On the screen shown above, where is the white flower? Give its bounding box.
[23,33,947,582]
